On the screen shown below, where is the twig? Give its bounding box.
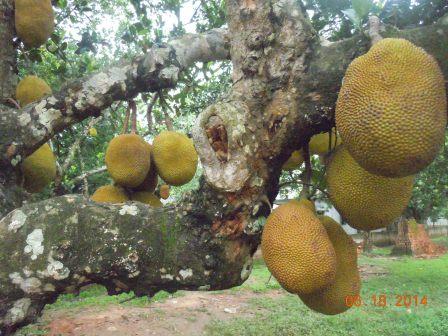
[119,295,137,304]
[72,166,107,183]
[77,147,89,196]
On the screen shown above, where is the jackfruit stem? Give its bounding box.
[122,102,131,134]
[130,100,138,134]
[146,93,159,133]
[299,142,312,199]
[368,16,383,46]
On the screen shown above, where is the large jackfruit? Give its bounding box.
[261,201,337,295]
[91,185,129,203]
[282,150,304,171]
[21,143,56,193]
[327,147,414,231]
[300,216,361,315]
[132,192,163,208]
[152,131,198,186]
[16,76,52,107]
[309,128,341,156]
[336,38,447,177]
[15,0,55,49]
[105,134,151,188]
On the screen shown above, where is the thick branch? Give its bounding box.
[0,28,230,166]
[0,193,256,333]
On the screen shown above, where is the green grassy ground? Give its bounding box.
[18,236,448,336]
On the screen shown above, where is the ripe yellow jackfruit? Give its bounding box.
[327,147,414,231]
[105,134,151,188]
[300,216,361,315]
[152,131,198,186]
[15,0,55,49]
[21,143,56,193]
[282,150,304,171]
[16,76,52,107]
[336,38,447,177]
[261,201,337,295]
[159,185,170,200]
[91,185,129,203]
[309,128,341,156]
[132,192,163,208]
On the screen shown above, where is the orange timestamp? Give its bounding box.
[345,294,428,308]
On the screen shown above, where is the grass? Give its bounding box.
[18,235,448,336]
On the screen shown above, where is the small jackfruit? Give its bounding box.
[309,128,341,156]
[261,200,337,295]
[89,127,98,137]
[15,0,55,49]
[21,143,56,193]
[91,185,129,203]
[152,131,198,186]
[336,38,447,177]
[282,150,304,171]
[300,216,361,315]
[132,192,163,208]
[16,76,52,107]
[326,147,414,231]
[159,185,170,200]
[105,134,151,188]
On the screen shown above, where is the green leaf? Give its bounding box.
[342,9,361,26]
[352,0,373,19]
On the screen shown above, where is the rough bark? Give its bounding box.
[0,0,16,103]
[1,2,448,334]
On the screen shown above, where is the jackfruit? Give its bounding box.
[159,185,170,200]
[15,0,55,49]
[134,145,158,192]
[21,143,56,193]
[282,150,304,171]
[291,198,316,213]
[326,147,414,231]
[91,185,129,203]
[132,192,163,208]
[261,200,337,295]
[16,76,52,107]
[300,216,361,315]
[336,38,446,177]
[105,134,151,188]
[89,127,98,137]
[309,128,341,156]
[152,131,198,186]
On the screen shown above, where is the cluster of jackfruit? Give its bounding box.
[261,199,360,314]
[15,76,56,193]
[91,130,197,206]
[15,0,55,49]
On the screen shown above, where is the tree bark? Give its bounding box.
[0,2,448,333]
[0,0,16,103]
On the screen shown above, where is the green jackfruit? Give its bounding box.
[21,143,56,193]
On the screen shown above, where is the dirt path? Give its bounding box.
[42,290,284,336]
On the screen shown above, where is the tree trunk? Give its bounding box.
[0,1,448,333]
[391,217,412,255]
